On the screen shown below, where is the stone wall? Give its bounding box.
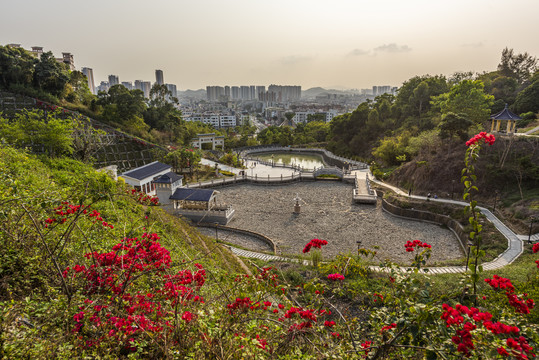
[197,223,277,254]
[378,192,467,253]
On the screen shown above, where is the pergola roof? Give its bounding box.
[122,161,171,181]
[154,172,183,184]
[491,104,522,121]
[170,188,215,202]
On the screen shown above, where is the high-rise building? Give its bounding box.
[231,86,239,100]
[155,70,164,85]
[108,75,119,87]
[250,86,256,100]
[240,86,250,100]
[97,81,110,93]
[206,86,225,101]
[267,85,301,102]
[62,52,75,71]
[166,84,177,99]
[224,86,231,98]
[256,86,266,100]
[134,80,143,91]
[81,67,96,94]
[121,81,133,90]
[31,46,43,59]
[141,81,152,98]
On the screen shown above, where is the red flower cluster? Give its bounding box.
[466,132,496,147]
[327,273,345,281]
[485,275,535,315]
[441,303,531,358]
[501,337,535,359]
[129,189,159,205]
[303,238,328,253]
[324,320,335,327]
[533,243,539,268]
[380,322,397,333]
[65,230,206,351]
[404,240,432,252]
[44,202,113,230]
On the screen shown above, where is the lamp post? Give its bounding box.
[528,216,537,245]
[465,240,474,272]
[493,190,499,213]
[356,240,362,256]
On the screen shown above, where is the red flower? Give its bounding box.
[532,243,539,253]
[327,273,345,281]
[303,238,328,253]
[466,132,495,147]
[182,311,193,323]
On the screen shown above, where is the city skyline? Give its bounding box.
[2,0,538,90]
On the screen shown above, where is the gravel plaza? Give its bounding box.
[210,181,464,265]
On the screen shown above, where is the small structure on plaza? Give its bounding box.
[170,188,234,225]
[121,161,172,195]
[191,133,225,150]
[490,104,522,134]
[154,171,184,206]
[293,193,302,214]
[121,162,234,224]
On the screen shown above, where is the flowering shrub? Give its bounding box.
[302,238,328,253]
[404,239,431,252]
[327,273,345,281]
[465,131,496,147]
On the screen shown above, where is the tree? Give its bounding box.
[432,80,494,125]
[33,51,70,96]
[513,72,539,114]
[0,109,74,157]
[439,112,473,141]
[65,70,94,105]
[97,85,147,125]
[0,45,36,88]
[164,148,201,172]
[497,47,538,84]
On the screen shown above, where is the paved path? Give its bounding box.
[369,176,526,272]
[226,246,310,266]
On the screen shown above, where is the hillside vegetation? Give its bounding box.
[1,144,539,359]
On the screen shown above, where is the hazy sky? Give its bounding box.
[2,0,538,90]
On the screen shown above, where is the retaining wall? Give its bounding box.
[197,223,278,254]
[378,192,467,254]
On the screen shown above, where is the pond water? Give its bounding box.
[255,152,325,170]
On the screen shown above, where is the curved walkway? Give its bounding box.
[369,175,524,273]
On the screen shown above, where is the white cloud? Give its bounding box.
[374,43,412,53]
[348,48,370,56]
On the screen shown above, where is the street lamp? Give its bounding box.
[528,216,537,245]
[356,240,362,256]
[493,190,499,212]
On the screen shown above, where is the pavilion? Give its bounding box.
[490,104,522,134]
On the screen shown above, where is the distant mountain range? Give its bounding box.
[301,87,358,99]
[179,89,206,99]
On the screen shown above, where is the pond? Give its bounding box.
[255,152,325,170]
